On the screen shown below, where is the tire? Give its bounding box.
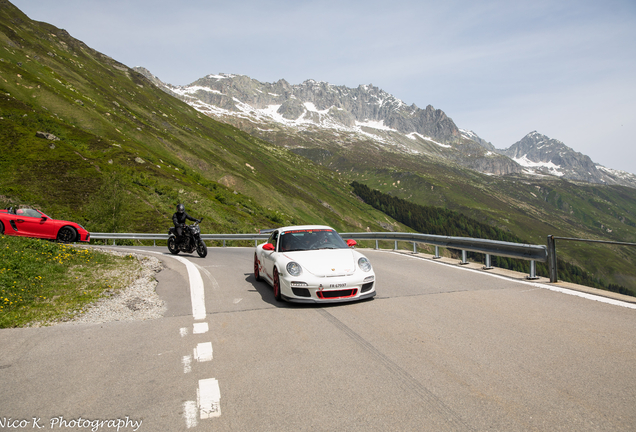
[254,253,261,281]
[167,237,179,255]
[57,226,76,243]
[196,239,208,258]
[0,221,4,235]
[273,267,282,302]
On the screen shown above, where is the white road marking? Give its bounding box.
[117,248,222,423]
[394,251,636,309]
[126,249,207,319]
[198,378,222,419]
[193,322,209,334]
[171,255,207,320]
[183,400,198,428]
[194,342,213,362]
[233,298,242,304]
[182,355,192,374]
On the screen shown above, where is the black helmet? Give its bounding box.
[177,203,185,214]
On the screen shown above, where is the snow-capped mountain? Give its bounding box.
[501,131,636,187]
[135,68,636,188]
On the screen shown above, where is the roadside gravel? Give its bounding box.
[63,249,167,325]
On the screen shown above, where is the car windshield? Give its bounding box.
[279,229,349,252]
[15,208,44,218]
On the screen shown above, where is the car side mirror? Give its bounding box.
[263,243,275,251]
[41,216,48,221]
[346,239,357,248]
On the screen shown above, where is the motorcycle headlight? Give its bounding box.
[286,262,303,277]
[358,257,372,272]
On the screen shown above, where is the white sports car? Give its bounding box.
[254,225,376,303]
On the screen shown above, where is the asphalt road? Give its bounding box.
[1,247,635,431]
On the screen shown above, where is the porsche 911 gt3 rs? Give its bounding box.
[254,225,376,303]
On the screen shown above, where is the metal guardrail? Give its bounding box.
[547,235,636,283]
[90,231,548,279]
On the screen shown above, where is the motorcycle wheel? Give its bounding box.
[167,237,180,255]
[196,239,208,258]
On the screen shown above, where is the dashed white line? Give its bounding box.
[194,342,214,362]
[183,401,198,428]
[182,355,192,374]
[193,322,209,334]
[122,249,222,424]
[198,378,222,419]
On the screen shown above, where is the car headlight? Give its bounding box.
[286,262,303,277]
[358,257,372,272]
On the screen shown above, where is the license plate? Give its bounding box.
[329,283,346,288]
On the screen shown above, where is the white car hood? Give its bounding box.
[283,249,356,277]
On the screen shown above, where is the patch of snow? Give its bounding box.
[173,86,223,96]
[355,119,397,132]
[304,102,330,114]
[513,155,564,177]
[406,132,451,148]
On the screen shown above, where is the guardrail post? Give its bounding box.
[547,235,558,283]
[375,240,379,250]
[527,261,539,280]
[223,240,226,247]
[433,245,441,259]
[394,240,398,250]
[413,242,417,253]
[484,254,493,270]
[460,250,469,265]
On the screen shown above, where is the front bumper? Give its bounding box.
[281,277,376,303]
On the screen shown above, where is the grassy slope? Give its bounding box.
[0,1,395,235]
[338,146,636,289]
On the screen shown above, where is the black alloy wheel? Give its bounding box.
[196,239,208,258]
[167,237,179,255]
[56,226,76,243]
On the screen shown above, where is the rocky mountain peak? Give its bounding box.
[134,67,636,188]
[501,131,636,186]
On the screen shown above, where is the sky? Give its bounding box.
[10,0,636,174]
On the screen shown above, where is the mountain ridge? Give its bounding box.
[137,68,636,188]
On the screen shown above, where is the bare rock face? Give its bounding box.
[36,131,60,141]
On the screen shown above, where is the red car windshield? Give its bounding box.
[14,208,45,218]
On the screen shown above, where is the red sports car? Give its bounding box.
[0,207,90,243]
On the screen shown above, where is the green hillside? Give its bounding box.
[0,0,394,235]
[1,0,634,293]
[292,139,636,290]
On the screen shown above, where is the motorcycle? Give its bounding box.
[168,218,207,258]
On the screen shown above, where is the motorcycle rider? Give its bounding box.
[172,203,200,245]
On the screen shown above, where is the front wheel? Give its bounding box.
[167,236,179,255]
[57,226,76,243]
[196,239,207,258]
